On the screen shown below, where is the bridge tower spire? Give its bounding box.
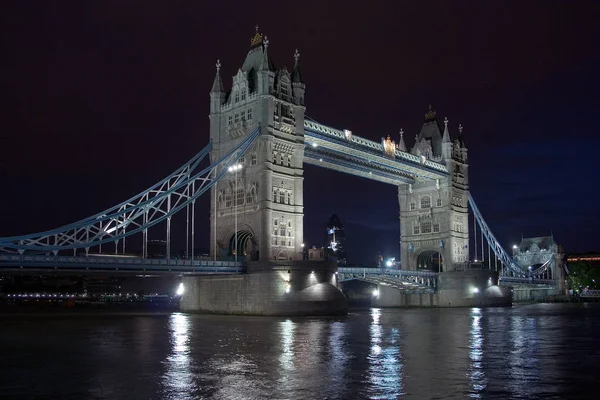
[210,59,226,114]
[209,28,306,262]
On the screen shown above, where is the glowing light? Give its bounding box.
[513,245,518,249]
[301,243,305,248]
[471,287,479,294]
[311,270,315,275]
[285,284,291,293]
[176,283,185,296]
[319,158,323,162]
[227,163,243,172]
[386,260,393,267]
[312,142,318,148]
[373,289,380,297]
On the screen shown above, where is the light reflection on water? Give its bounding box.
[162,313,192,400]
[1,304,599,399]
[469,307,487,398]
[368,308,404,399]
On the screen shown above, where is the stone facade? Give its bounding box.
[180,261,347,316]
[209,30,306,262]
[399,109,469,272]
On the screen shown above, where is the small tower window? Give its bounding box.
[279,191,285,204]
[413,225,420,235]
[250,153,257,165]
[420,196,431,209]
[247,108,253,121]
[235,92,240,103]
[433,223,440,233]
[436,197,442,207]
[273,188,278,202]
[234,113,240,123]
[241,88,246,101]
[410,202,416,211]
[228,115,233,126]
[421,222,432,234]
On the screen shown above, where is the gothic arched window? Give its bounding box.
[436,197,442,207]
[420,196,431,209]
[279,191,285,204]
[273,188,278,202]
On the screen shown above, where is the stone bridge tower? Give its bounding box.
[398,107,469,272]
[209,28,306,262]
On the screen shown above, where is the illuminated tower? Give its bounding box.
[209,27,306,261]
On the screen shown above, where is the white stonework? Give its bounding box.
[209,32,306,261]
[399,112,469,272]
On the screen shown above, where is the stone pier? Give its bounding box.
[372,269,512,308]
[180,261,347,316]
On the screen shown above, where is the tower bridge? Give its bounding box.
[0,28,564,312]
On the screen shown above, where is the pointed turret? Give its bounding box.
[398,129,407,151]
[292,49,303,83]
[259,35,270,72]
[441,117,452,161]
[291,49,306,105]
[442,117,451,143]
[211,59,224,93]
[210,59,226,114]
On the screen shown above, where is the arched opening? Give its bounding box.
[228,230,258,261]
[277,251,288,261]
[416,250,444,272]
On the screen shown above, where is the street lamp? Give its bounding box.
[228,163,243,262]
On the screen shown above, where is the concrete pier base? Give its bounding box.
[511,287,560,302]
[180,261,347,316]
[372,269,512,308]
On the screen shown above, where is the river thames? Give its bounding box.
[1,303,598,399]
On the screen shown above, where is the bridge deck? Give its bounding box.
[0,254,244,275]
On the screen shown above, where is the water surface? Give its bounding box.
[1,304,598,399]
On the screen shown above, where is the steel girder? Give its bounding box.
[0,127,261,253]
[468,194,528,277]
[303,120,448,181]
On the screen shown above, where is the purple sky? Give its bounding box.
[1,1,599,264]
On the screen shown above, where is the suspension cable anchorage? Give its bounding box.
[0,127,261,253]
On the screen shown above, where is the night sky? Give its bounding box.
[1,1,599,265]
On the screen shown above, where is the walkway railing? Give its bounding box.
[0,254,244,274]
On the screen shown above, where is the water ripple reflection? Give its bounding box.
[1,304,599,399]
[162,313,192,400]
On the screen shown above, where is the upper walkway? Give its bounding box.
[303,120,448,185]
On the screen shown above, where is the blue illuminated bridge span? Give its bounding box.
[0,120,560,290]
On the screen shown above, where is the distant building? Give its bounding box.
[512,236,561,280]
[324,214,347,264]
[308,247,325,261]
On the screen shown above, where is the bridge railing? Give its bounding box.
[498,276,556,286]
[0,254,244,268]
[580,289,600,298]
[338,267,438,278]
